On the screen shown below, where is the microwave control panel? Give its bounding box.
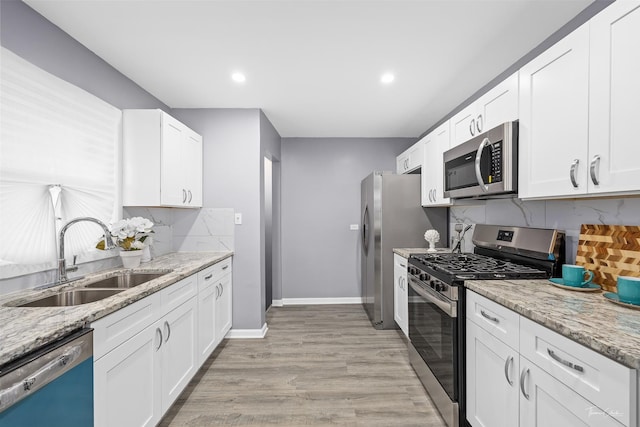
[489,141,502,184]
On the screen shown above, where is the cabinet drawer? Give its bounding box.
[393,254,408,271]
[198,258,232,292]
[466,291,519,350]
[520,317,636,427]
[91,291,161,360]
[161,275,197,315]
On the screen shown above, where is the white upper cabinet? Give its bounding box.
[519,1,640,199]
[518,24,590,199]
[123,109,203,208]
[421,121,451,207]
[396,140,423,174]
[588,1,640,195]
[451,72,519,147]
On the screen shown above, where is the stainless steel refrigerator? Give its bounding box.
[361,171,448,329]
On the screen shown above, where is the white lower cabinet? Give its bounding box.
[466,320,519,427]
[160,296,198,413]
[197,258,233,364]
[466,290,636,427]
[393,254,408,337]
[92,257,233,427]
[94,323,161,427]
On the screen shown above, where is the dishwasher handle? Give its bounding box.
[0,329,92,412]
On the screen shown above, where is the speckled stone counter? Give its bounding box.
[393,247,450,258]
[466,279,640,369]
[0,251,232,367]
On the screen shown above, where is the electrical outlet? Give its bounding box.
[234,213,242,225]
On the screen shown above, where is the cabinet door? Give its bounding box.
[161,296,198,413]
[479,72,519,131]
[160,113,186,206]
[519,358,623,427]
[518,24,590,199]
[466,321,519,427]
[197,282,217,365]
[184,129,203,206]
[422,121,451,207]
[588,1,640,195]
[396,153,408,174]
[215,274,233,345]
[94,325,162,427]
[451,104,478,147]
[393,254,408,336]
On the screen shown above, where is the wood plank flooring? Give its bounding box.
[159,304,446,426]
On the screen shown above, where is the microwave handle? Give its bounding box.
[474,137,492,192]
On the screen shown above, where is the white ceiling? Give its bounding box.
[24,0,594,138]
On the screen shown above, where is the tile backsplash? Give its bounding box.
[450,196,640,263]
[123,207,235,256]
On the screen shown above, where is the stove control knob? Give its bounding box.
[419,273,429,281]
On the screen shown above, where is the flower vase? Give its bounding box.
[120,250,142,269]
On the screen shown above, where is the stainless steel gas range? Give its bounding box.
[407,224,565,427]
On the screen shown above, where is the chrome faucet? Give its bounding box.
[57,217,116,284]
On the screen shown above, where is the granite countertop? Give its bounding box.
[393,247,450,258]
[0,251,232,368]
[466,279,640,369]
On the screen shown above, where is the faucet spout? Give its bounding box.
[57,217,115,284]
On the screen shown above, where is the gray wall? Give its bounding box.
[0,0,169,111]
[172,109,265,330]
[260,112,283,308]
[281,137,415,299]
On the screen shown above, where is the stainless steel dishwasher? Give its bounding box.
[0,329,93,427]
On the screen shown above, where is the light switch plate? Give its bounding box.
[234,213,242,225]
[350,224,359,230]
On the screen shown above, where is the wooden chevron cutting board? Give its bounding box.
[575,224,640,292]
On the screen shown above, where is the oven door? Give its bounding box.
[408,275,458,401]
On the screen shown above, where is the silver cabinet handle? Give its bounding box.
[155,327,163,351]
[204,273,213,280]
[431,189,436,202]
[222,265,229,270]
[476,114,483,133]
[469,118,476,136]
[216,284,221,299]
[474,137,492,192]
[504,356,514,386]
[219,283,224,297]
[570,159,580,188]
[520,368,530,400]
[547,349,584,373]
[164,320,171,343]
[480,309,499,323]
[188,190,193,203]
[182,189,187,203]
[589,155,600,186]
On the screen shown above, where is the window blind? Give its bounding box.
[0,48,121,275]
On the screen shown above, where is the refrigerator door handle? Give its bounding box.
[362,205,370,252]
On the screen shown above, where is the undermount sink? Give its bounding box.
[82,271,169,289]
[17,289,125,307]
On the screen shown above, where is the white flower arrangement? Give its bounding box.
[97,217,154,251]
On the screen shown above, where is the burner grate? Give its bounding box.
[410,253,549,280]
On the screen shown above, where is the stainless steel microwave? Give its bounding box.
[443,121,518,199]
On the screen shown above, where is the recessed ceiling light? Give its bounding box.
[380,73,395,84]
[231,72,246,83]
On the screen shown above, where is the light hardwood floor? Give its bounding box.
[159,304,446,426]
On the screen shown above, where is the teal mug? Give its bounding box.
[616,276,640,304]
[562,264,594,287]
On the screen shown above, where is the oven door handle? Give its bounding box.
[408,276,457,318]
[474,137,492,192]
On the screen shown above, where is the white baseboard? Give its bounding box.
[271,299,284,307]
[281,297,363,305]
[226,323,268,339]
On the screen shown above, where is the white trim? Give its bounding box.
[282,297,363,305]
[271,299,284,307]
[225,323,268,339]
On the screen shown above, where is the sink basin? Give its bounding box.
[82,271,169,289]
[17,289,125,307]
